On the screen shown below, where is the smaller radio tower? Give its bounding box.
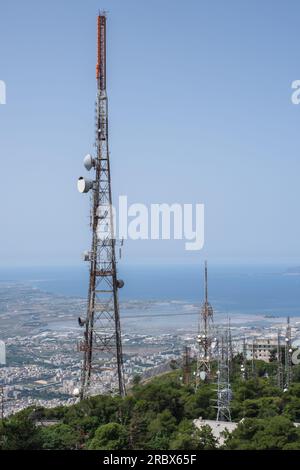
[215,326,232,422]
[251,340,255,378]
[241,335,247,380]
[196,261,214,386]
[277,330,283,390]
[284,317,292,390]
[228,318,233,364]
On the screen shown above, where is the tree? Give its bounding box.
[170,420,217,450]
[132,374,142,386]
[147,410,177,449]
[197,424,218,449]
[224,416,300,450]
[233,396,282,420]
[135,380,184,420]
[88,423,128,450]
[127,401,153,450]
[232,377,278,402]
[41,423,81,450]
[169,359,179,370]
[224,418,265,450]
[183,385,215,419]
[0,414,42,450]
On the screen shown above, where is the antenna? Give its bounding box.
[96,14,106,89]
[204,260,208,303]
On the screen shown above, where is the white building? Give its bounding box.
[0,340,6,365]
[247,338,277,363]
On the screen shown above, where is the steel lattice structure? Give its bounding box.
[284,316,292,390]
[196,261,214,386]
[78,13,126,399]
[277,330,284,390]
[215,327,232,422]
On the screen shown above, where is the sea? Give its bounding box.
[1,263,300,318]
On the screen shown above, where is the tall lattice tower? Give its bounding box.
[77,13,126,399]
[196,261,214,386]
[277,330,283,390]
[241,335,247,380]
[284,316,292,390]
[215,326,232,422]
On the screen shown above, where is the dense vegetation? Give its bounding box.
[1,358,300,450]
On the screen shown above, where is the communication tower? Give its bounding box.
[77,13,126,399]
[241,335,247,380]
[277,330,283,390]
[196,261,214,385]
[284,317,292,391]
[215,326,232,422]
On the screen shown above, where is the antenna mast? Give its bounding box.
[78,13,126,399]
[241,335,247,380]
[196,261,214,386]
[277,330,283,390]
[215,326,232,422]
[284,317,292,391]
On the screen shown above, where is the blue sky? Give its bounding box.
[1,0,300,266]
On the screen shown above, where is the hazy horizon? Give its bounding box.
[1,0,300,266]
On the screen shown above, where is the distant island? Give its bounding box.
[284,267,300,276]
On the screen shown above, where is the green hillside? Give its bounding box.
[1,359,300,450]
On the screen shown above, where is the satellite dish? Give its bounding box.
[200,371,206,381]
[72,388,80,397]
[82,250,90,262]
[83,154,95,171]
[117,279,125,289]
[78,317,86,327]
[77,177,93,193]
